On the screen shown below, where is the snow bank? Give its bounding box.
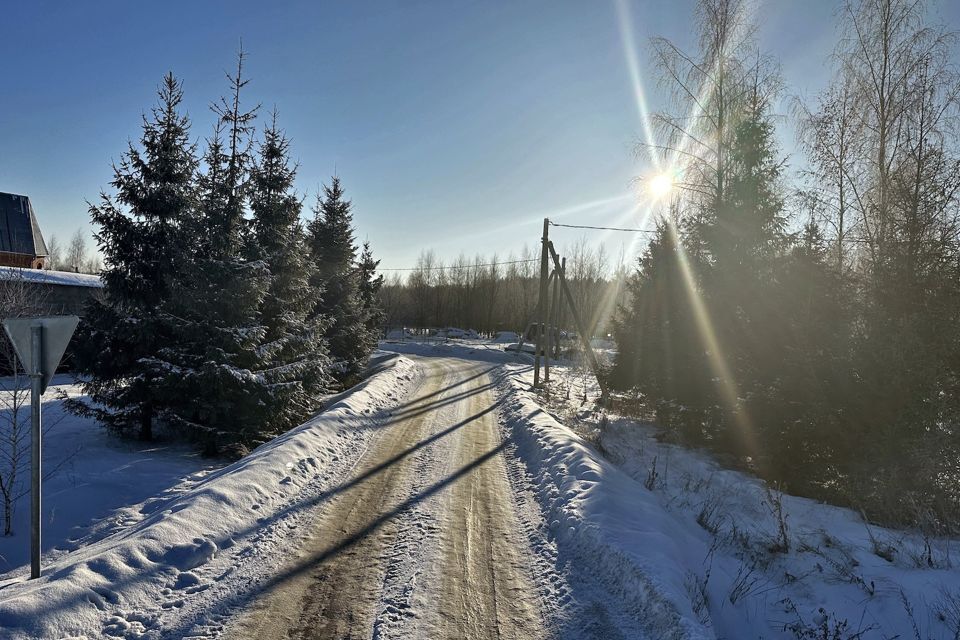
[599,418,960,639]
[527,361,960,639]
[495,364,713,640]
[0,356,418,640]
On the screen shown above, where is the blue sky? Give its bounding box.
[2,1,957,270]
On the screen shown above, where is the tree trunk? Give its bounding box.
[3,491,11,536]
[140,403,153,441]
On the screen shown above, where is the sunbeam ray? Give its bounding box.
[614,0,660,171]
[627,0,761,464]
[664,210,760,463]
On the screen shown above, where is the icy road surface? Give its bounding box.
[223,356,546,639]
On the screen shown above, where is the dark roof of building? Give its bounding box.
[0,192,48,257]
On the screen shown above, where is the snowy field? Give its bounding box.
[0,376,220,578]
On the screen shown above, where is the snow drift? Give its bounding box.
[494,363,713,640]
[502,355,960,640]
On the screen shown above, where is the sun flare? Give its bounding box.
[647,172,674,200]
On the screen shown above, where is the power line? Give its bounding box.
[379,258,538,272]
[549,221,658,233]
[380,218,653,272]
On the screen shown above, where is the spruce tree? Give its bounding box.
[766,221,851,483]
[610,217,711,442]
[150,119,272,450]
[683,89,790,456]
[152,51,284,450]
[248,112,331,421]
[70,73,198,441]
[357,240,385,346]
[208,48,258,258]
[307,177,371,380]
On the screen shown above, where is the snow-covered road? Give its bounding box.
[4,343,955,638]
[0,347,686,639]
[222,355,547,639]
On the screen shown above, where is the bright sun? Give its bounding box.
[648,172,674,200]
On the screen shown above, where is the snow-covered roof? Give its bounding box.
[0,266,103,288]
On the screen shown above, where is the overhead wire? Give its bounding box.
[378,258,538,272]
[380,217,656,271]
[548,221,658,233]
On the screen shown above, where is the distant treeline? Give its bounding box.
[611,0,960,529]
[380,240,629,337]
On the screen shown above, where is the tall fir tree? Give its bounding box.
[307,177,372,380]
[685,87,790,457]
[357,240,385,345]
[150,51,284,451]
[763,221,851,484]
[149,120,272,450]
[208,47,259,258]
[611,217,714,443]
[70,73,198,441]
[248,112,331,421]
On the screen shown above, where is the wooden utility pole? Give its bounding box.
[545,269,556,383]
[533,218,550,387]
[548,242,608,400]
[550,258,563,358]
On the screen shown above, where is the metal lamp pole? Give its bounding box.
[29,324,42,579]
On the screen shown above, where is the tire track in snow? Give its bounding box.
[221,355,547,639]
[370,358,461,639]
[221,363,452,638]
[430,363,546,640]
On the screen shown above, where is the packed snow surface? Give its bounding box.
[392,341,960,639]
[387,340,705,639]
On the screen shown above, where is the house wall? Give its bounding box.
[31,282,103,315]
[0,251,44,269]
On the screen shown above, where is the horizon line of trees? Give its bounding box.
[380,239,628,337]
[66,51,383,455]
[611,0,960,528]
